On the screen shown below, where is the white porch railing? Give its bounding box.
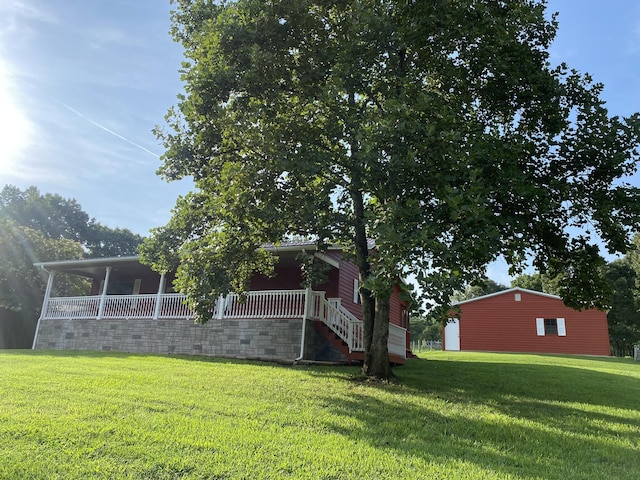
[158,294,193,319]
[43,294,193,320]
[223,290,306,319]
[101,294,156,319]
[41,289,406,359]
[44,296,100,319]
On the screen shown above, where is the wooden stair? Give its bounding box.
[313,320,363,364]
[313,320,406,365]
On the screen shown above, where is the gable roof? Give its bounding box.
[453,287,561,306]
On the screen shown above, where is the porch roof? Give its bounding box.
[34,256,154,280]
[33,241,346,280]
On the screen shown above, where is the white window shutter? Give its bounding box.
[353,279,360,304]
[536,318,545,336]
[557,318,566,336]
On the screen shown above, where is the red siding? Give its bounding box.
[389,285,408,327]
[332,251,408,326]
[337,254,363,320]
[249,264,340,297]
[250,266,304,291]
[314,268,340,298]
[457,290,610,356]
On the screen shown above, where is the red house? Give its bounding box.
[444,288,610,356]
[32,241,410,364]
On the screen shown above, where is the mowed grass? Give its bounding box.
[0,351,638,479]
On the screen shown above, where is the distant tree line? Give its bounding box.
[0,185,143,348]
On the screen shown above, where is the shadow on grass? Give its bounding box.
[398,358,640,410]
[311,357,640,479]
[526,352,638,364]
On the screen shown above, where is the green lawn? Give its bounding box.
[0,350,638,479]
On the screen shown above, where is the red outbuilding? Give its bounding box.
[444,287,610,356]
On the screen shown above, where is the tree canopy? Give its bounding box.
[143,0,640,378]
[605,260,640,356]
[0,185,143,258]
[451,278,508,303]
[0,185,144,347]
[0,217,86,347]
[511,272,562,296]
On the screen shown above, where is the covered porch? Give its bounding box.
[33,257,407,363]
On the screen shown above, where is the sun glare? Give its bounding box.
[0,63,32,175]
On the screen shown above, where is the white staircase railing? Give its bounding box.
[313,294,407,358]
[311,293,364,352]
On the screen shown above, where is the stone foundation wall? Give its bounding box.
[34,317,305,361]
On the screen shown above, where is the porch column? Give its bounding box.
[216,295,225,320]
[296,287,313,361]
[32,269,56,349]
[153,273,166,319]
[41,270,56,319]
[97,266,112,319]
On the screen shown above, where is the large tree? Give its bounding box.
[142,0,640,378]
[0,185,143,257]
[605,260,640,356]
[451,278,508,303]
[511,272,562,296]
[0,185,144,347]
[0,218,86,347]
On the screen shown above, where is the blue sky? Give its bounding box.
[0,0,190,233]
[1,1,639,284]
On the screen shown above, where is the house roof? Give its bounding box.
[34,256,152,279]
[32,240,379,277]
[452,287,561,306]
[33,241,345,278]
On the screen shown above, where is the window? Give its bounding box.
[101,279,142,295]
[107,281,135,295]
[536,318,566,336]
[544,318,558,335]
[401,308,409,328]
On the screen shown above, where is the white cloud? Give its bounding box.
[84,25,149,50]
[0,0,57,39]
[0,0,56,21]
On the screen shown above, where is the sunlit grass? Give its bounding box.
[0,350,638,479]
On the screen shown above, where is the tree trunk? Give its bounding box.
[347,112,391,379]
[349,186,392,379]
[350,191,374,352]
[363,292,392,379]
